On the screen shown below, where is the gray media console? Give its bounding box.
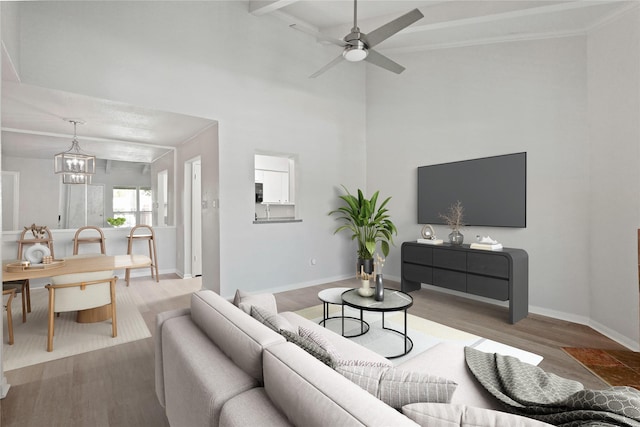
[401,241,528,324]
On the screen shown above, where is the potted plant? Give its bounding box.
[107,217,126,227]
[440,200,465,245]
[328,186,397,275]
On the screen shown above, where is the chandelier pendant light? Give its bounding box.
[54,119,96,178]
[62,173,92,185]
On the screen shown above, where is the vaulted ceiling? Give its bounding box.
[1,1,633,163]
[250,0,634,53]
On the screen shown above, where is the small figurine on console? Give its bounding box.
[24,223,47,239]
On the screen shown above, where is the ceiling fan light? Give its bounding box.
[343,46,368,62]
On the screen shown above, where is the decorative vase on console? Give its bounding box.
[448,230,464,246]
[374,274,384,301]
[374,254,385,301]
[440,201,465,246]
[357,266,374,297]
[358,276,374,297]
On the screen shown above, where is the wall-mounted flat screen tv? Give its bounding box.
[417,152,526,228]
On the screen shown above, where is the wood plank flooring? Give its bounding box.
[1,275,626,426]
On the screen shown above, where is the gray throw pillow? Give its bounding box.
[298,326,340,360]
[337,365,458,409]
[250,305,295,334]
[280,329,337,368]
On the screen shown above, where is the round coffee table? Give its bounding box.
[317,287,369,337]
[341,288,414,358]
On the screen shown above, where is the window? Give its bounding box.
[254,153,297,221]
[112,186,152,227]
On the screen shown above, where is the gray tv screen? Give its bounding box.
[417,152,526,228]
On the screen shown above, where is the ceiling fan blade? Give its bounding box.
[310,54,345,78]
[364,49,405,74]
[363,8,424,48]
[290,24,347,48]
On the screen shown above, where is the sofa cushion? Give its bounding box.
[398,341,502,410]
[233,289,278,314]
[401,403,554,427]
[162,315,259,427]
[155,307,191,408]
[298,325,340,360]
[250,305,296,333]
[337,365,458,409]
[280,329,336,368]
[279,311,390,365]
[190,290,285,382]
[263,342,419,427]
[219,388,293,427]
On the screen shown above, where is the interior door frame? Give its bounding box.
[191,160,202,277]
[183,156,202,278]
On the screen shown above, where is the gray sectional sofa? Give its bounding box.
[155,290,551,427]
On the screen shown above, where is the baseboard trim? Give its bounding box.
[418,283,640,351]
[221,274,354,301]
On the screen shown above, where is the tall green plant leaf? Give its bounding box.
[328,185,398,260]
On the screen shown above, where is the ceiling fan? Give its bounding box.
[290,0,424,78]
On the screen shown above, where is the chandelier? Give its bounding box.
[54,119,96,180]
[62,173,92,185]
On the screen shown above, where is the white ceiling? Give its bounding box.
[2,81,215,162]
[252,0,635,52]
[1,0,633,163]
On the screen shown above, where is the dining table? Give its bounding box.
[2,254,152,322]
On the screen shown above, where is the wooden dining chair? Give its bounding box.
[45,270,118,352]
[3,279,30,323]
[7,226,55,323]
[125,225,159,285]
[3,288,16,345]
[73,226,107,255]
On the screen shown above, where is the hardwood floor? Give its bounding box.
[2,275,625,426]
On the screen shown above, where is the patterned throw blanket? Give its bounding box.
[464,347,640,427]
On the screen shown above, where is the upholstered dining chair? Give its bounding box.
[3,288,16,345]
[45,270,118,352]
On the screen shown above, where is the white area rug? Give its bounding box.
[295,304,543,366]
[3,283,151,371]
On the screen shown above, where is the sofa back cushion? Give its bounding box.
[402,403,554,427]
[263,342,419,427]
[190,290,285,382]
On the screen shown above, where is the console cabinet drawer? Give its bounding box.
[401,241,528,323]
[467,253,509,279]
[403,263,433,284]
[433,250,466,270]
[403,245,432,266]
[433,268,466,292]
[467,275,509,300]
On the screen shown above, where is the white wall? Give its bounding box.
[1,1,20,78]
[367,36,591,317]
[587,8,640,347]
[9,2,367,298]
[367,24,640,348]
[151,150,176,228]
[1,156,59,229]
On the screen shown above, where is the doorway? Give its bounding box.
[192,160,202,277]
[184,157,202,278]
